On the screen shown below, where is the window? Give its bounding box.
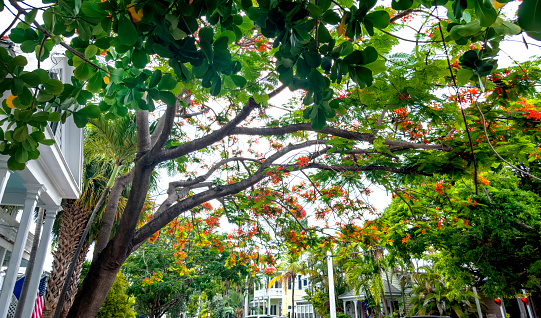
[298,275,302,290]
[288,277,291,289]
[271,305,277,315]
[303,279,307,287]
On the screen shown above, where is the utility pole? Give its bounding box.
[327,251,336,318]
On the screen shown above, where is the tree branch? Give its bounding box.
[136,110,151,157]
[155,98,260,164]
[149,91,182,157]
[132,140,325,246]
[231,123,452,151]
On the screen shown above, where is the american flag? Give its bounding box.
[32,276,47,318]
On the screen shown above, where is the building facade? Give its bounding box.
[0,39,83,318]
[250,274,317,318]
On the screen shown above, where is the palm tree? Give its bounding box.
[42,114,138,318]
[224,290,245,318]
[269,257,306,318]
[408,266,481,318]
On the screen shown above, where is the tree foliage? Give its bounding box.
[96,272,136,318]
[367,172,541,297]
[123,216,249,318]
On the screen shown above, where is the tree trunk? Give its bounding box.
[67,163,154,318]
[43,201,89,318]
[14,207,45,318]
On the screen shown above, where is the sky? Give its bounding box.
[3,0,541,272]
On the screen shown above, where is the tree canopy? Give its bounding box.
[1,0,541,315]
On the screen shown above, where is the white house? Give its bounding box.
[0,39,83,318]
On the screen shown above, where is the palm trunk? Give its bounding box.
[60,244,89,318]
[43,202,89,318]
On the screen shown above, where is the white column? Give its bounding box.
[0,184,44,318]
[19,205,61,318]
[0,158,12,202]
[522,290,534,318]
[327,251,336,318]
[0,246,6,268]
[499,298,507,318]
[354,300,359,318]
[473,287,483,318]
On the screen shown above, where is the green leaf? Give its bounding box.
[158,73,177,91]
[13,125,29,142]
[310,106,326,130]
[149,70,162,88]
[19,72,41,86]
[318,23,332,43]
[20,40,37,53]
[456,68,474,85]
[8,156,26,170]
[365,11,390,29]
[494,21,522,35]
[25,9,38,24]
[40,139,56,146]
[230,75,247,88]
[517,0,541,40]
[85,45,99,59]
[74,63,94,81]
[475,0,497,27]
[132,48,148,69]
[218,30,236,44]
[211,75,221,96]
[78,104,101,118]
[111,68,124,84]
[363,59,387,74]
[11,55,27,67]
[241,0,253,10]
[44,78,64,95]
[72,111,89,128]
[159,91,177,107]
[86,72,103,93]
[199,27,214,44]
[363,46,378,65]
[392,0,414,10]
[117,15,138,45]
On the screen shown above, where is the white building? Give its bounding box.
[0,39,83,318]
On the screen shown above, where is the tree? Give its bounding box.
[96,271,136,318]
[407,266,481,318]
[375,172,541,297]
[1,0,541,316]
[43,114,137,318]
[269,256,308,318]
[123,216,249,318]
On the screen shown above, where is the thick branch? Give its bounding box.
[231,124,452,151]
[149,91,181,156]
[131,140,325,246]
[136,110,151,156]
[169,157,263,189]
[155,98,260,164]
[92,171,134,260]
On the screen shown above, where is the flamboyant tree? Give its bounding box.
[1,0,541,316]
[370,171,541,297]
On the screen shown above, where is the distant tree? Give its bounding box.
[96,272,136,318]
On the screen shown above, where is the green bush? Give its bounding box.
[97,272,136,318]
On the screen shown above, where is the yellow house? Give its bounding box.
[250,274,316,318]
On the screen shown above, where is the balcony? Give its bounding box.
[254,288,283,299]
